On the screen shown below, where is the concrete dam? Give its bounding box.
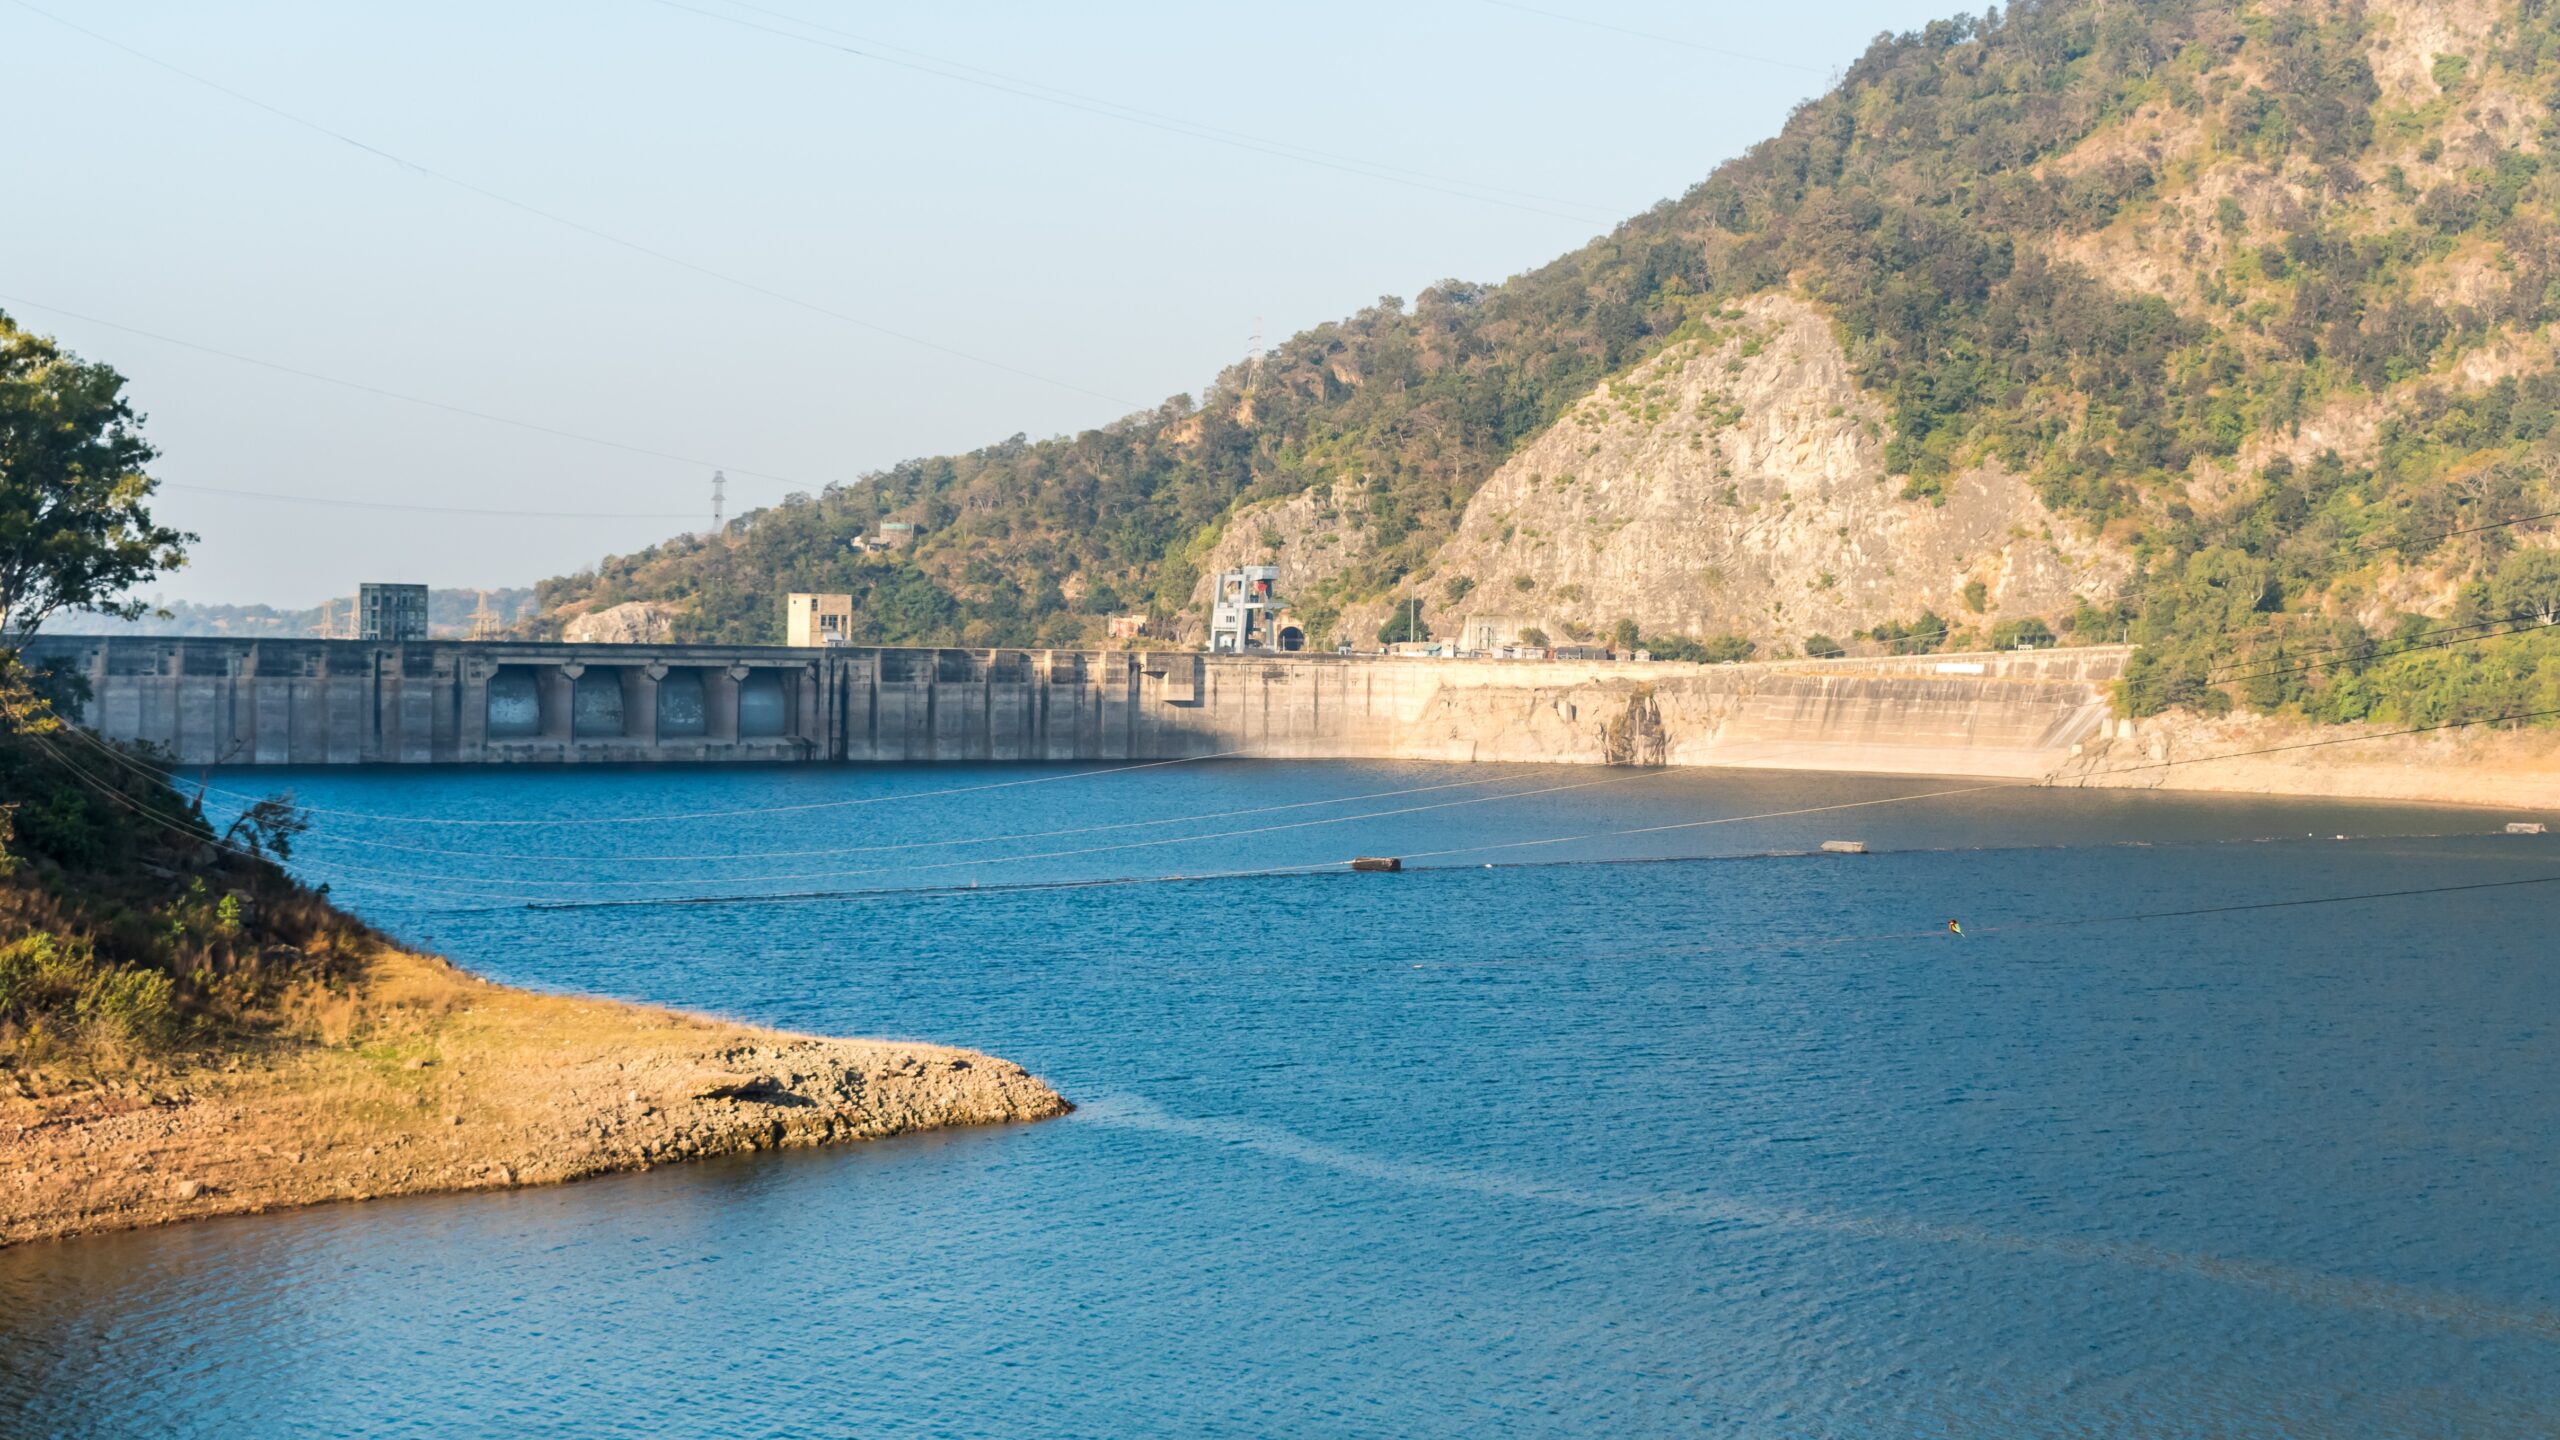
[27,636,2133,780]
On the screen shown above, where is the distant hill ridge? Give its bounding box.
[536,0,2560,729]
[56,589,538,640]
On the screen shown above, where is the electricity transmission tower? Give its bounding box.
[711,470,727,535]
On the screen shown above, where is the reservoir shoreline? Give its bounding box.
[0,948,1069,1249]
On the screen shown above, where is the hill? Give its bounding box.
[535,0,2560,729]
[55,587,538,640]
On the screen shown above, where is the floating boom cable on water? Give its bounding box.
[308,769,1663,894]
[497,706,2560,909]
[126,758,1552,865]
[13,733,552,906]
[173,748,1261,827]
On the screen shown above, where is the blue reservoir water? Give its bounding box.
[4,761,2558,1437]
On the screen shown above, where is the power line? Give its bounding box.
[2210,612,2558,688]
[1467,0,1826,74]
[2347,504,2560,552]
[233,764,1542,864]
[12,730,548,905]
[1349,706,2560,875]
[5,0,1145,409]
[57,720,1546,866]
[1836,504,2560,663]
[2202,611,2526,679]
[495,774,1978,909]
[0,292,808,500]
[712,0,1609,218]
[655,0,1619,225]
[2072,705,2560,775]
[1416,858,2560,975]
[158,483,705,522]
[192,768,1662,893]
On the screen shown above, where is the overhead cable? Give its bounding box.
[653,0,1617,225]
[0,292,808,503]
[5,0,1145,408]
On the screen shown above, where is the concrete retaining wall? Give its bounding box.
[27,636,2131,779]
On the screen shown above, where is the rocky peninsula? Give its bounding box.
[1,947,1068,1248]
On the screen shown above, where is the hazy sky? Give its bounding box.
[7,0,1949,607]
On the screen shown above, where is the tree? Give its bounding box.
[1991,617,2056,649]
[1378,599,1429,644]
[0,313,190,640]
[1517,626,1550,648]
[2491,550,2560,627]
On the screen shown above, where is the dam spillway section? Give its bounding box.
[25,636,2135,780]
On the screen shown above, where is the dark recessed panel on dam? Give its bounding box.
[486,667,540,738]
[572,671,625,737]
[738,671,787,737]
[657,669,707,737]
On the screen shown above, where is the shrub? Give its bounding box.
[1645,632,1758,664]
[1377,603,1430,644]
[0,933,88,1030]
[76,966,178,1048]
[1991,618,2057,649]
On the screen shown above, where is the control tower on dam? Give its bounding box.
[25,636,2133,780]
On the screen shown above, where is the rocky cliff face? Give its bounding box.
[1342,295,2127,650]
[562,600,682,645]
[1180,478,1384,645]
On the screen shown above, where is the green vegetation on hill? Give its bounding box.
[544,249,1699,647]
[1,687,362,1066]
[540,0,2560,729]
[3,309,353,1071]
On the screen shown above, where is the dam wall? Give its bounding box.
[26,636,2132,779]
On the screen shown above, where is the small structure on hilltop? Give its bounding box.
[358,583,429,641]
[1108,613,1151,642]
[1209,565,1302,652]
[849,521,920,555]
[786,592,855,647]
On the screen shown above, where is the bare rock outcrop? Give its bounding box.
[563,600,681,645]
[1370,293,2127,648]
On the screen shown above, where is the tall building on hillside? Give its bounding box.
[357,583,430,641]
[786,592,855,647]
[1209,566,1301,652]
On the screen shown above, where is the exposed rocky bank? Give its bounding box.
[1,949,1068,1248]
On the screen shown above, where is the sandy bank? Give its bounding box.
[2048,711,2560,812]
[0,949,1068,1248]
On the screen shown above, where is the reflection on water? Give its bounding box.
[4,763,2557,1438]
